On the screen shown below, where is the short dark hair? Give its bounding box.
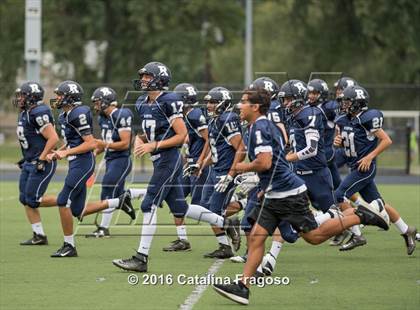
[242,87,271,115]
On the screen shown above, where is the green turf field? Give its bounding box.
[0,182,419,310]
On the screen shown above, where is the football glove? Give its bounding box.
[36,159,47,172]
[16,158,25,170]
[215,174,234,193]
[183,163,200,177]
[234,172,260,195]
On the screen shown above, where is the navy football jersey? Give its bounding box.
[208,111,242,173]
[184,107,207,162]
[17,104,55,161]
[317,100,339,162]
[267,99,286,126]
[288,105,327,171]
[247,116,304,193]
[335,109,383,169]
[99,108,133,160]
[135,92,183,155]
[58,105,93,160]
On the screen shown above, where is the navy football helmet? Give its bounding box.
[204,86,233,117]
[50,80,83,109]
[13,81,44,109]
[133,61,171,91]
[278,80,307,114]
[334,77,357,91]
[307,78,329,105]
[249,77,280,100]
[174,83,198,109]
[339,85,369,115]
[91,86,117,115]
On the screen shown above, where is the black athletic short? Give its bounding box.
[247,191,318,235]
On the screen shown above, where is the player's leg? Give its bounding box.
[359,182,417,255]
[51,157,95,257]
[87,157,134,237]
[19,163,46,245]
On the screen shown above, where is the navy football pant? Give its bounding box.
[19,160,57,208]
[141,150,188,218]
[335,163,381,204]
[57,154,95,217]
[101,156,132,200]
[298,167,335,213]
[182,165,210,205]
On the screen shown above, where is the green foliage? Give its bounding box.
[0,0,419,110]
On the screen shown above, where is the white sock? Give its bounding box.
[269,241,283,259]
[354,197,364,207]
[64,235,75,247]
[350,225,362,236]
[176,225,188,240]
[32,222,45,236]
[107,198,119,209]
[130,188,147,199]
[216,233,229,246]
[185,204,224,228]
[393,217,409,234]
[100,212,114,228]
[137,206,157,256]
[315,212,332,226]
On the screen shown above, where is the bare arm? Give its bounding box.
[357,128,392,171]
[54,134,96,159]
[97,130,131,151]
[228,134,246,177]
[39,124,59,161]
[235,152,272,174]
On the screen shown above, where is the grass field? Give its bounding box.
[0,181,419,310]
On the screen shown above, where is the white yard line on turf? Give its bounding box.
[179,259,225,310]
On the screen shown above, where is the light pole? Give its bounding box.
[25,0,42,82]
[244,0,253,87]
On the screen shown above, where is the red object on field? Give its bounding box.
[86,173,95,188]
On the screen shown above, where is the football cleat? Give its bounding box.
[162,239,191,252]
[230,253,248,263]
[355,203,390,231]
[112,252,148,272]
[20,232,48,245]
[117,190,136,220]
[204,243,234,259]
[50,242,78,257]
[339,233,367,251]
[401,226,417,255]
[85,226,110,238]
[224,216,241,252]
[329,230,351,246]
[261,253,276,276]
[213,282,250,305]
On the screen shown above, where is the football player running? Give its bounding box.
[212,87,390,305]
[14,82,59,245]
[334,85,417,254]
[112,62,241,272]
[48,81,135,257]
[161,83,211,252]
[85,86,135,238]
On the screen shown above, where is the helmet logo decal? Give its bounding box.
[294,82,306,94]
[68,84,79,94]
[346,80,355,87]
[100,87,112,96]
[186,86,197,96]
[220,90,231,100]
[355,89,365,99]
[263,81,274,92]
[158,65,169,76]
[29,84,41,93]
